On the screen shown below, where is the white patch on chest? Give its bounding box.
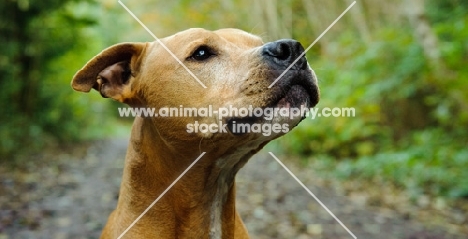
[209,144,263,239]
[209,155,238,239]
[209,182,226,239]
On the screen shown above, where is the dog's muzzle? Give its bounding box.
[260,39,319,110]
[226,40,319,136]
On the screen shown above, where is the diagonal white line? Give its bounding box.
[116,152,206,239]
[268,1,356,88]
[268,152,357,239]
[118,0,207,89]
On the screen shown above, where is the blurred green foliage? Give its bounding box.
[0,0,113,158]
[281,1,468,198]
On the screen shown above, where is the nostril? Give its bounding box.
[275,42,291,60]
[262,39,306,68]
[263,41,293,60]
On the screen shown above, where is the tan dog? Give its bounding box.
[72,28,319,239]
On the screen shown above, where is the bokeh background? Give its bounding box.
[1,0,467,238]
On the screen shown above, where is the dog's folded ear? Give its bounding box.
[71,42,147,102]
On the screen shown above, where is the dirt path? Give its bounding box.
[0,139,464,239]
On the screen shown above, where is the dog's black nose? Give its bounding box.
[262,39,307,70]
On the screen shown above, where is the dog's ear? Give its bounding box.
[71,42,147,102]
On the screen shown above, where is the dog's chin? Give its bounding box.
[274,85,311,109]
[227,84,313,137]
[268,84,311,126]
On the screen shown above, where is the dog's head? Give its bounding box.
[72,28,319,149]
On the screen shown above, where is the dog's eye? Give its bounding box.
[190,46,214,61]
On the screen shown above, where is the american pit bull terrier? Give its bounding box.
[72,28,319,239]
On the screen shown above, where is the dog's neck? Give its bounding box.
[113,117,255,238]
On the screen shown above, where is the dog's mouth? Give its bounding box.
[227,73,319,136]
[274,83,314,109]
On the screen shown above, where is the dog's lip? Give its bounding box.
[225,72,318,135]
[270,84,311,109]
[226,117,257,135]
[268,72,318,110]
[226,82,316,135]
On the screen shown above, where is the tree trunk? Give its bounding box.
[404,0,441,67]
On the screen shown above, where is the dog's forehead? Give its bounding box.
[213,28,263,48]
[162,28,263,49]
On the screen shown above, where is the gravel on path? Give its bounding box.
[0,139,464,239]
